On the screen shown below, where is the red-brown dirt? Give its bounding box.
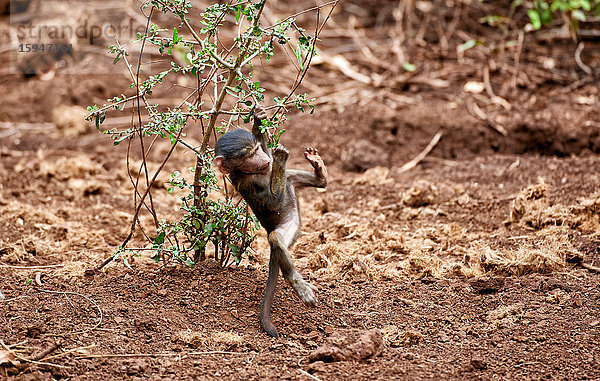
[1,1,600,380]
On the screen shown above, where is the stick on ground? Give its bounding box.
[399,130,443,173]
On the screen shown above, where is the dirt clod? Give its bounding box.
[470,355,488,370]
[309,329,384,362]
[51,105,89,137]
[402,181,438,207]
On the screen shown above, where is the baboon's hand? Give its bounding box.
[291,278,318,307]
[273,145,289,161]
[254,105,267,121]
[304,147,324,170]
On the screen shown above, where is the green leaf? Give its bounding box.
[479,15,504,25]
[572,9,586,21]
[154,232,165,245]
[551,1,566,12]
[113,134,130,146]
[457,39,482,53]
[402,62,416,72]
[113,51,122,65]
[235,6,242,24]
[295,42,304,71]
[184,258,196,267]
[226,85,242,93]
[204,222,215,235]
[579,0,591,11]
[540,8,553,24]
[121,252,132,270]
[528,9,542,29]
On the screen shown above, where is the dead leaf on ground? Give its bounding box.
[0,349,17,366]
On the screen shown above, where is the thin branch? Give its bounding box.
[575,42,592,76]
[0,340,65,369]
[273,0,340,120]
[40,290,103,335]
[483,65,511,110]
[399,131,443,173]
[264,0,338,30]
[298,368,323,381]
[76,350,244,359]
[0,264,63,269]
[96,123,183,271]
[580,262,600,273]
[511,31,524,88]
[119,34,160,229]
[85,94,145,120]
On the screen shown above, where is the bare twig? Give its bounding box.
[0,264,63,269]
[30,341,61,362]
[272,1,339,120]
[483,65,511,110]
[0,340,65,369]
[511,31,524,88]
[264,0,339,31]
[399,131,443,173]
[298,368,323,381]
[347,16,389,71]
[76,350,244,359]
[34,272,43,286]
[466,97,508,136]
[43,345,97,361]
[187,350,245,356]
[118,35,160,230]
[580,262,600,273]
[39,290,103,335]
[76,353,179,359]
[574,42,592,76]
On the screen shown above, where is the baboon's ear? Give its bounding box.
[214,156,231,175]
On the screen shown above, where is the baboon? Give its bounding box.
[214,107,327,338]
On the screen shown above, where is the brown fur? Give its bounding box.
[214,107,327,337]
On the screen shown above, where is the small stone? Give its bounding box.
[438,332,450,342]
[404,352,415,360]
[471,356,487,370]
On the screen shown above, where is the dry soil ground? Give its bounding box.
[1,0,600,380]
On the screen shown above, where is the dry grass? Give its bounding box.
[294,180,600,280]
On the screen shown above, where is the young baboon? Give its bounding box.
[214,107,327,338]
